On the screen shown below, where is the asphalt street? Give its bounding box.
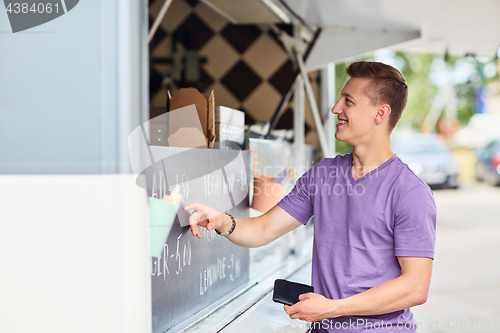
[412,181,500,333]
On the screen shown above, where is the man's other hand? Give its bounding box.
[284,292,340,322]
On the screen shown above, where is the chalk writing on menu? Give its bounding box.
[150,170,244,291]
[150,170,248,202]
[146,148,250,333]
[151,232,242,295]
[151,172,189,200]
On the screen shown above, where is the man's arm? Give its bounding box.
[284,256,433,322]
[184,203,304,248]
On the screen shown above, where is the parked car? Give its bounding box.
[475,139,500,186]
[392,134,459,188]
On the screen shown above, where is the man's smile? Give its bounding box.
[337,118,348,127]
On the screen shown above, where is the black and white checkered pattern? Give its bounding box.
[149,0,320,138]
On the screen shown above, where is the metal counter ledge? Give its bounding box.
[220,261,312,333]
[177,254,313,333]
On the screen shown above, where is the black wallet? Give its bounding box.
[272,279,314,306]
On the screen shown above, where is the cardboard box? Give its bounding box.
[148,104,207,148]
[167,88,215,148]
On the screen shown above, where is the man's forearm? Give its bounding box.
[333,275,427,317]
[188,203,302,247]
[217,214,272,248]
[284,269,430,324]
[215,205,303,248]
[330,257,432,318]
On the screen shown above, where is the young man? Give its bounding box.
[185,61,436,332]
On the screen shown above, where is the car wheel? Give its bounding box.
[487,173,500,186]
[475,163,484,182]
[485,171,500,186]
[446,175,459,189]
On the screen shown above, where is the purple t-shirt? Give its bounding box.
[278,153,436,333]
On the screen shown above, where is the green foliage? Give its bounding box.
[394,51,438,130]
[333,62,352,153]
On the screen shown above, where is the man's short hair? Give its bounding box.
[346,61,408,131]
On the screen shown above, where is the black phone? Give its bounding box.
[272,279,314,306]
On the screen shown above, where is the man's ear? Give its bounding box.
[374,104,391,125]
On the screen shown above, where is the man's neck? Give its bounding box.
[351,136,394,180]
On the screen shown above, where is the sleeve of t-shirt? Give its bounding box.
[277,162,319,225]
[394,183,437,259]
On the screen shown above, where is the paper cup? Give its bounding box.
[251,175,286,213]
[149,197,178,257]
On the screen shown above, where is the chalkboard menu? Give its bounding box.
[139,146,251,333]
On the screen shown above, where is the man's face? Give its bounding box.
[331,77,381,146]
